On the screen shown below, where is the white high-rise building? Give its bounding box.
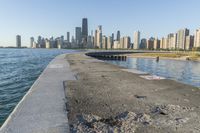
[113,41,120,49]
[102,36,107,49]
[123,36,131,49]
[194,28,200,48]
[107,36,112,49]
[177,28,189,50]
[167,33,177,49]
[133,31,140,49]
[96,25,102,48]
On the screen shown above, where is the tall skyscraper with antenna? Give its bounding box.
[117,31,120,41]
[82,18,88,48]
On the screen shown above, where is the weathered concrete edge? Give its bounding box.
[0,66,45,131]
[0,54,76,133]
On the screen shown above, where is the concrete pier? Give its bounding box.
[0,54,75,133]
[65,53,200,133]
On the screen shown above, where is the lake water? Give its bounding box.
[106,57,200,88]
[0,48,76,125]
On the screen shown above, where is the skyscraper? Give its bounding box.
[102,36,107,49]
[67,32,70,43]
[107,36,112,49]
[75,27,82,46]
[111,33,114,48]
[177,28,189,50]
[133,31,140,49]
[30,37,34,48]
[154,38,160,49]
[82,18,88,40]
[194,28,200,48]
[16,35,21,48]
[167,33,176,49]
[37,36,42,48]
[123,36,131,49]
[113,41,120,49]
[140,38,147,49]
[96,25,102,48]
[120,37,124,49]
[160,37,168,49]
[94,30,98,48]
[147,37,155,50]
[117,31,120,41]
[87,36,93,48]
[185,35,194,50]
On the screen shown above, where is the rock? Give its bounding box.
[175,117,189,124]
[134,95,147,99]
[70,111,153,133]
[135,113,152,124]
[79,113,101,123]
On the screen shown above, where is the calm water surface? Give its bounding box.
[0,48,76,125]
[107,57,200,88]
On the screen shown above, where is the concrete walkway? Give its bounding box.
[0,54,75,133]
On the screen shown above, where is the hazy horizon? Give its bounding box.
[0,0,200,47]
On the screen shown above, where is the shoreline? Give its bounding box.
[125,53,200,62]
[65,53,200,133]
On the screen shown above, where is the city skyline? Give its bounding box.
[0,0,200,46]
[27,17,200,50]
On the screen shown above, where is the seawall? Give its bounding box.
[0,54,75,133]
[65,53,200,133]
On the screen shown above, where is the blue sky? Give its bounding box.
[0,0,200,46]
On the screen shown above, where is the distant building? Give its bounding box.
[160,37,168,49]
[32,41,37,48]
[16,35,21,48]
[57,37,64,49]
[40,38,46,48]
[123,36,131,49]
[194,28,200,48]
[113,41,120,49]
[67,32,70,43]
[102,36,107,49]
[154,38,160,49]
[91,30,94,46]
[177,28,189,50]
[140,38,147,49]
[94,30,98,48]
[75,27,82,47]
[37,36,42,48]
[147,37,155,50]
[87,36,93,48]
[117,31,120,41]
[111,33,114,48]
[30,37,34,48]
[167,33,177,49]
[185,35,194,50]
[133,31,140,49]
[107,36,112,49]
[96,25,102,48]
[82,18,88,47]
[45,39,51,49]
[120,37,124,49]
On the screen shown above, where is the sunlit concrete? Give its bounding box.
[0,54,75,133]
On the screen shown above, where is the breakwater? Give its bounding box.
[0,49,75,126]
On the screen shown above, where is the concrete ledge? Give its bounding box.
[0,54,75,133]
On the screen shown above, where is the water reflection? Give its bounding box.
[106,57,200,87]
